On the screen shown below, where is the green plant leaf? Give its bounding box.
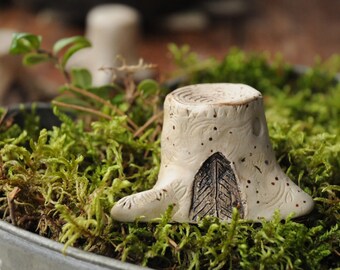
[23,53,51,65]
[137,79,159,98]
[53,36,91,68]
[53,36,90,55]
[61,42,91,68]
[10,33,42,54]
[322,185,340,192]
[70,68,92,88]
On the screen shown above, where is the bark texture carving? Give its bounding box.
[190,152,244,222]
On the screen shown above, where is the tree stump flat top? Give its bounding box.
[170,83,262,106]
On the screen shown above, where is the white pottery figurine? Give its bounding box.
[111,83,314,223]
[67,4,141,86]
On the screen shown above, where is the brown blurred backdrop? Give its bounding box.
[0,0,339,105]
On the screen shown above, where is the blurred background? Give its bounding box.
[0,0,339,105]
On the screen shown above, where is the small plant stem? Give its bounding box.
[168,237,179,252]
[0,108,7,126]
[7,199,16,225]
[62,69,71,83]
[36,48,71,83]
[133,111,163,138]
[7,187,20,226]
[151,124,162,142]
[0,157,3,179]
[124,73,136,105]
[144,124,161,158]
[52,101,113,121]
[67,85,138,130]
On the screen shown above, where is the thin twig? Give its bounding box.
[67,85,138,130]
[7,187,20,226]
[52,101,113,121]
[0,156,4,179]
[133,111,163,138]
[0,108,8,126]
[99,58,157,74]
[168,237,179,252]
[144,124,162,158]
[123,73,137,105]
[98,57,157,108]
[151,124,162,142]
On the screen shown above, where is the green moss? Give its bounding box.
[0,46,339,269]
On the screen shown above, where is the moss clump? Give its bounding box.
[1,40,339,269]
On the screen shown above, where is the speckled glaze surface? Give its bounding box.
[111,83,314,223]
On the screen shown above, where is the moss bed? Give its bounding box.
[0,44,339,269]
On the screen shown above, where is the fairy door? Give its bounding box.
[189,152,244,222]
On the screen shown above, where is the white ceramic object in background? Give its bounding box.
[111,83,314,223]
[0,29,17,103]
[67,4,142,86]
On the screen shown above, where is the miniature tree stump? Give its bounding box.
[111,83,314,223]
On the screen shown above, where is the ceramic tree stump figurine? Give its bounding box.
[111,83,314,223]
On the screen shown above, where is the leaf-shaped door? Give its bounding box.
[189,152,244,222]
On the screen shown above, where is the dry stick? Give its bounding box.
[133,111,163,138]
[0,108,8,126]
[68,85,138,130]
[0,156,4,179]
[7,187,20,226]
[123,73,136,105]
[168,237,179,251]
[151,124,162,142]
[53,99,134,133]
[7,198,16,225]
[144,124,162,158]
[52,101,113,121]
